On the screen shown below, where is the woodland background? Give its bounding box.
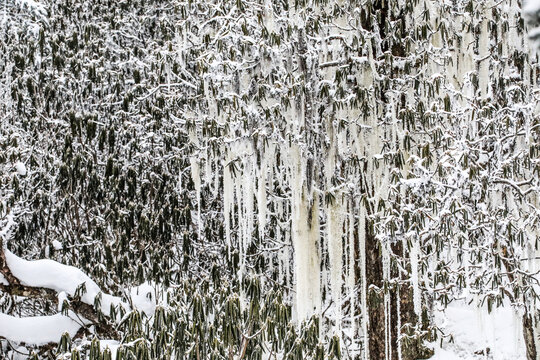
[1,0,540,359]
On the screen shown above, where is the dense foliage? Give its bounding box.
[1,0,540,359]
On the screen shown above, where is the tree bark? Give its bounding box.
[365,226,386,360]
[523,312,537,360]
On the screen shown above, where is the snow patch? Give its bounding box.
[430,300,525,360]
[524,0,540,17]
[51,240,63,250]
[130,282,156,316]
[0,312,81,346]
[14,162,26,176]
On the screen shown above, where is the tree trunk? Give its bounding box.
[365,225,386,359]
[362,0,421,357]
[522,310,537,360]
[365,223,432,360]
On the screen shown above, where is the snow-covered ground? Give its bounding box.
[430,300,526,360]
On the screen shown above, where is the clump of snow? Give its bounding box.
[15,0,47,17]
[130,282,156,316]
[523,0,540,50]
[14,162,26,176]
[4,250,124,314]
[410,239,421,317]
[0,213,15,240]
[4,346,30,360]
[0,312,81,345]
[0,252,164,348]
[51,240,63,250]
[57,291,69,311]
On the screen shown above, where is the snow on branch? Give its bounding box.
[0,313,82,346]
[3,250,124,312]
[0,245,124,344]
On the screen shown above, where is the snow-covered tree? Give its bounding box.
[1,0,540,359]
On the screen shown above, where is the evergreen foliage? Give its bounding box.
[1,0,540,358]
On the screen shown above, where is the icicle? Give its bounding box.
[276,192,286,286]
[235,165,244,277]
[514,308,521,356]
[385,290,390,360]
[309,193,322,313]
[382,243,391,360]
[477,1,492,98]
[223,155,233,258]
[359,203,369,360]
[290,144,321,323]
[189,131,202,243]
[284,229,290,289]
[410,238,421,317]
[205,151,212,195]
[463,231,471,297]
[190,158,202,241]
[397,285,402,360]
[326,115,343,333]
[277,220,284,283]
[476,293,485,346]
[257,152,267,241]
[213,157,219,199]
[347,198,356,342]
[461,19,476,100]
[328,196,343,332]
[244,157,254,256]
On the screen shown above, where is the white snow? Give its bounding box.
[523,0,540,16]
[410,239,421,317]
[0,312,81,345]
[5,346,30,360]
[14,162,26,176]
[429,300,526,360]
[130,282,156,316]
[0,213,15,240]
[99,340,121,360]
[524,0,540,50]
[15,0,47,17]
[4,250,124,314]
[57,291,69,311]
[51,240,63,250]
[0,253,161,348]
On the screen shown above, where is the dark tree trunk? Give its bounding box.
[364,223,432,360]
[523,312,536,360]
[365,225,386,359]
